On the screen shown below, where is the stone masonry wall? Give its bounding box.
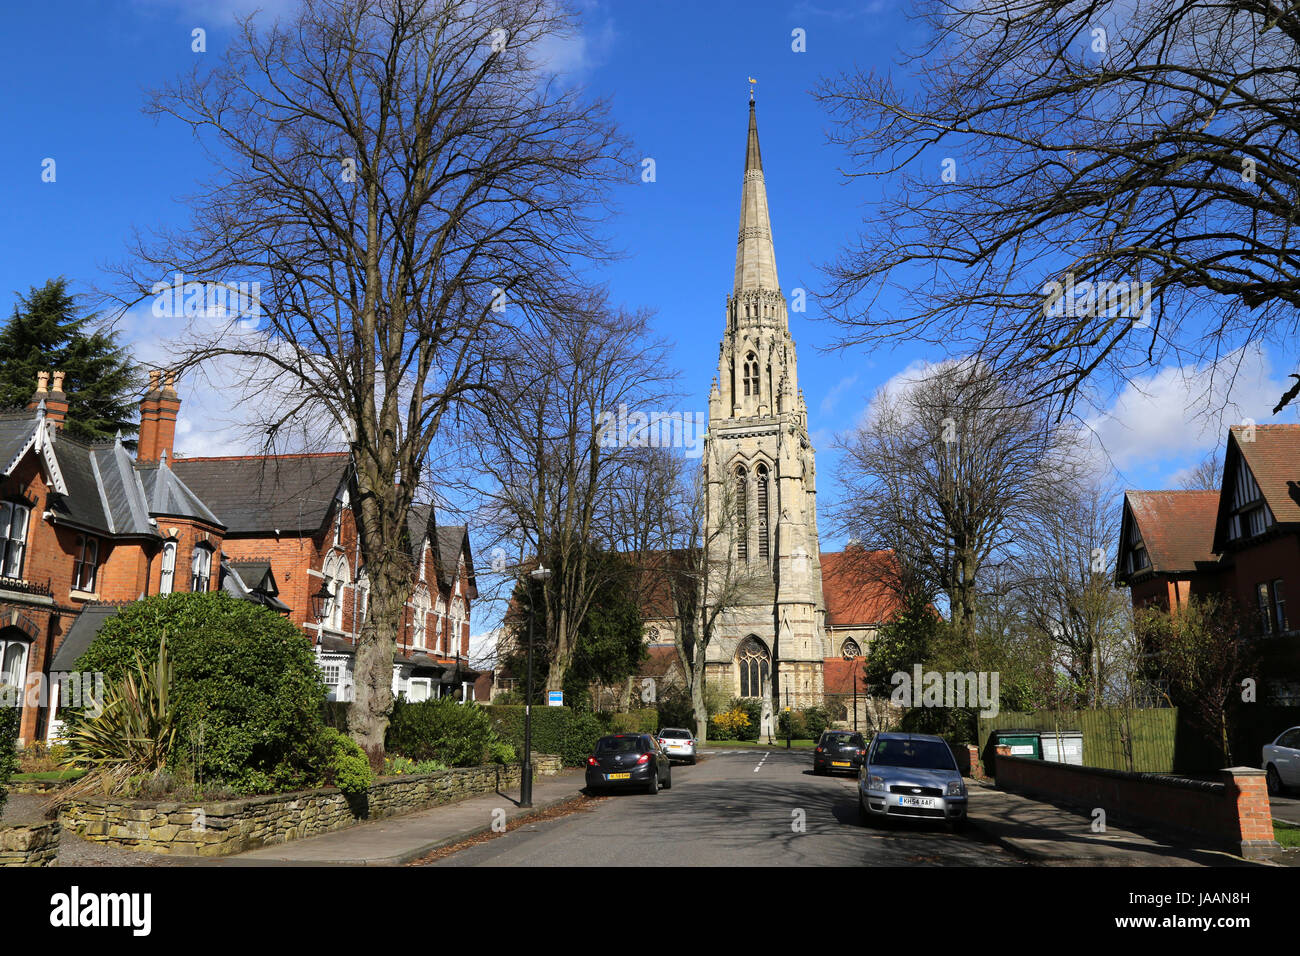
[60,763,525,858]
[0,821,61,866]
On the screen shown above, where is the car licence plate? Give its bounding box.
[899,795,936,808]
[832,761,850,767]
[607,773,631,780]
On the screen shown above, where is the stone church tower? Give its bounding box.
[702,98,828,714]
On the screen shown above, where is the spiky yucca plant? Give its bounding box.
[57,636,177,801]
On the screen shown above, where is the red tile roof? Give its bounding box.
[822,656,868,695]
[1124,490,1220,571]
[820,546,904,627]
[1230,424,1300,524]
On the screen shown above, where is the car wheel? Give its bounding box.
[689,756,696,765]
[1267,764,1284,796]
[947,817,968,834]
[647,768,659,795]
[663,769,672,790]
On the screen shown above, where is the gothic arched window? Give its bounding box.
[756,463,770,561]
[842,638,861,659]
[744,352,759,397]
[735,466,748,561]
[737,636,770,699]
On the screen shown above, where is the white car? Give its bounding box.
[1263,726,1300,795]
[656,728,697,765]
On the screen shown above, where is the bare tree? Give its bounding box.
[112,0,627,766]
[814,0,1300,417]
[834,361,1056,657]
[469,297,677,696]
[1179,449,1223,490]
[1018,467,1134,707]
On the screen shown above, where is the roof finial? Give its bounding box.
[748,76,757,103]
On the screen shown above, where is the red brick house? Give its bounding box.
[0,370,476,745]
[1116,424,1300,702]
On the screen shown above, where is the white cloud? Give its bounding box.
[1082,345,1288,472]
[818,373,859,416]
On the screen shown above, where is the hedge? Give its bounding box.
[485,705,606,766]
[386,697,499,767]
[0,706,17,817]
[607,710,660,735]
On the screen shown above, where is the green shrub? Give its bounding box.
[778,709,809,739]
[487,741,516,765]
[0,706,18,816]
[71,593,328,795]
[485,705,606,766]
[386,697,498,767]
[803,705,831,741]
[655,693,696,732]
[319,728,372,796]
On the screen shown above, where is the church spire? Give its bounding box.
[734,99,780,295]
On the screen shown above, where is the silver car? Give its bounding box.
[858,732,968,831]
[1263,726,1300,795]
[656,727,697,765]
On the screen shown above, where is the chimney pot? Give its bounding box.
[35,371,49,393]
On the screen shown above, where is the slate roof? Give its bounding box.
[170,453,352,535]
[0,415,37,477]
[137,460,221,527]
[407,503,474,596]
[50,603,121,670]
[820,547,904,627]
[1123,490,1220,573]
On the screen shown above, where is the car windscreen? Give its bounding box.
[825,734,864,748]
[870,738,956,770]
[659,729,692,739]
[595,736,645,754]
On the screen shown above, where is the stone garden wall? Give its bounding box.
[0,821,61,866]
[60,763,526,858]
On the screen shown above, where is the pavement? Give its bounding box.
[205,769,590,866]
[964,777,1274,867]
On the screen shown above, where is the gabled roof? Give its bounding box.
[0,410,67,496]
[1212,425,1300,550]
[221,558,290,612]
[137,459,222,527]
[407,503,476,597]
[820,546,904,627]
[170,453,352,535]
[1119,490,1219,576]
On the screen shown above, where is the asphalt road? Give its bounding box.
[430,748,1021,866]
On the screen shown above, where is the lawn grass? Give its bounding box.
[12,769,85,782]
[1274,820,1300,849]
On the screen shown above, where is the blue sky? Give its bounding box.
[2,0,1296,596]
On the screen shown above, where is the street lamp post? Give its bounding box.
[843,644,859,733]
[520,565,552,808]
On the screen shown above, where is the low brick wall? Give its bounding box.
[995,756,1278,859]
[61,763,524,858]
[949,743,986,779]
[0,821,61,866]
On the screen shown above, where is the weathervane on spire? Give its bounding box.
[748,76,757,101]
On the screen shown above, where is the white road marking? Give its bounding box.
[754,751,771,772]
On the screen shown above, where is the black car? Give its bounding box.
[813,730,868,775]
[585,734,672,794]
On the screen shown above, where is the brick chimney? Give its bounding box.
[27,371,68,430]
[137,370,164,462]
[45,370,68,429]
[154,370,181,462]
